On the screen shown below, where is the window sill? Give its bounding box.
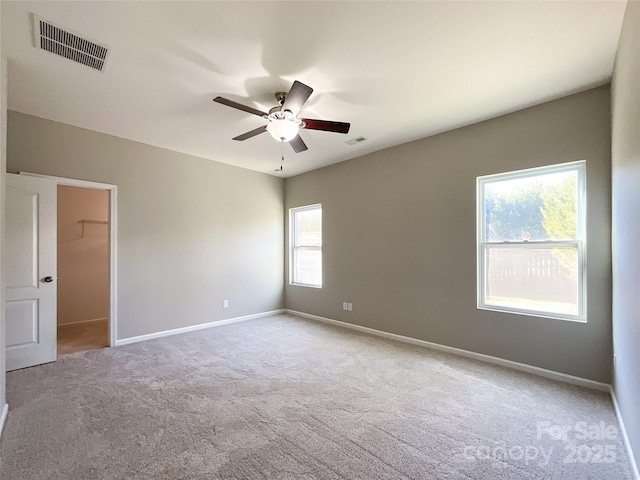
[290,283,322,289]
[477,304,586,323]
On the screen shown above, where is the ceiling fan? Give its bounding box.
[213,80,350,153]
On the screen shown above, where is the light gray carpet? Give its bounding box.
[0,314,632,479]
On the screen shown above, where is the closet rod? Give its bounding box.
[79,220,108,225]
[78,219,109,238]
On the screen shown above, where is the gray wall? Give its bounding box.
[7,111,284,340]
[285,86,612,383]
[611,0,640,473]
[0,54,7,419]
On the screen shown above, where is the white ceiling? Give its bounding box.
[1,1,627,177]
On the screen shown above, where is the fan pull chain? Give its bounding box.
[279,140,285,171]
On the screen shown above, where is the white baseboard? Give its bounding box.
[115,309,285,347]
[0,403,8,438]
[611,387,640,480]
[286,309,610,392]
[58,317,108,327]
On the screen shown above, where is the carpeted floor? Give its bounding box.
[0,314,632,479]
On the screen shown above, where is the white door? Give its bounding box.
[5,174,57,371]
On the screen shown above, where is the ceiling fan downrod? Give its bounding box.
[275,92,287,107]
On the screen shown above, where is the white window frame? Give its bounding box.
[476,161,587,322]
[290,203,322,288]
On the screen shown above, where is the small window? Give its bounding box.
[290,204,322,288]
[477,161,586,321]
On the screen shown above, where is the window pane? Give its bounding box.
[294,249,322,286]
[294,208,322,246]
[484,245,579,316]
[484,170,578,242]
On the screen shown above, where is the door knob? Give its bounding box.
[43,276,54,283]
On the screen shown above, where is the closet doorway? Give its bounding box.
[56,185,110,355]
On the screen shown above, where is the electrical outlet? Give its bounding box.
[347,302,353,311]
[613,355,616,367]
[343,302,348,311]
[223,300,229,308]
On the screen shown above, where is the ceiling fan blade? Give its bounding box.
[301,118,351,134]
[289,134,308,153]
[232,125,268,141]
[213,97,267,117]
[282,81,313,116]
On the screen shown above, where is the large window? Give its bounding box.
[477,161,586,321]
[290,204,322,288]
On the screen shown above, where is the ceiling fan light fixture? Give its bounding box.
[267,119,299,142]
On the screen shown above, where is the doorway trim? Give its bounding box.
[19,172,118,347]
